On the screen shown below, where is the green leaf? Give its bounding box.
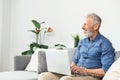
[72,34,80,41]
[22,50,28,55]
[30,43,34,50]
[32,20,41,29]
[30,42,39,49]
[54,44,66,47]
[72,34,80,47]
[28,30,38,34]
[39,44,48,49]
[27,50,34,55]
[22,50,34,55]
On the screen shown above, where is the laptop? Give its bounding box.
[45,49,77,76]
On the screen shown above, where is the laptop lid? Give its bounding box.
[45,49,72,75]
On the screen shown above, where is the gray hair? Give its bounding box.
[86,13,102,27]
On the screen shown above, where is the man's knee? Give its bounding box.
[38,72,60,80]
[60,76,72,80]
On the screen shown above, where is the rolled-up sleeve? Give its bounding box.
[101,40,115,72]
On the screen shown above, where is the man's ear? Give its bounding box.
[94,24,99,30]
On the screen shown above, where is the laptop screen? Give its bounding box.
[45,49,72,75]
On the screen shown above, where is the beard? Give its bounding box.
[84,31,92,38]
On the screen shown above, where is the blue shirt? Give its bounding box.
[73,32,115,72]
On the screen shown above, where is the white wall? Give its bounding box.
[0,0,3,71]
[0,0,11,71]
[0,0,120,71]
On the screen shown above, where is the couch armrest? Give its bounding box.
[14,55,31,71]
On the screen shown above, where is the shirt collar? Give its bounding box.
[87,32,101,42]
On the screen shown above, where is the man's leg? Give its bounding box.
[38,72,63,80]
[60,76,101,80]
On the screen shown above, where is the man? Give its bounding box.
[38,13,115,80]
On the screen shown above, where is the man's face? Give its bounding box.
[82,18,94,37]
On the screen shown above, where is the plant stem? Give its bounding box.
[39,32,42,44]
[36,34,39,44]
[43,31,46,44]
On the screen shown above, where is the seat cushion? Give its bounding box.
[0,71,38,80]
[102,57,120,80]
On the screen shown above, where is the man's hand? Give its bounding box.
[70,62,80,73]
[70,66,87,75]
[71,65,80,73]
[70,62,76,67]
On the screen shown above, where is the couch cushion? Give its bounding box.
[38,51,48,73]
[102,57,120,80]
[25,49,47,73]
[114,51,120,61]
[14,55,31,70]
[102,51,120,80]
[0,71,38,80]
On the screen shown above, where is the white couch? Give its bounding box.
[0,48,120,80]
[0,48,76,80]
[0,55,38,80]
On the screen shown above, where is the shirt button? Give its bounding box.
[84,57,88,59]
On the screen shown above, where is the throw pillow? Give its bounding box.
[25,48,47,73]
[102,57,120,80]
[37,51,48,74]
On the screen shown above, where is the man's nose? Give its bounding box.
[82,25,85,30]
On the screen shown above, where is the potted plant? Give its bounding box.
[22,20,53,55]
[72,34,80,47]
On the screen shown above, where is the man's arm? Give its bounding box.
[71,62,105,77]
[85,68,105,77]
